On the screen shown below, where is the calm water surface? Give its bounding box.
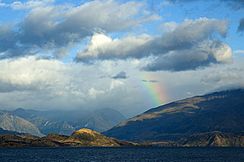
[0,147,243,162]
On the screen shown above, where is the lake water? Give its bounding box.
[0,147,243,162]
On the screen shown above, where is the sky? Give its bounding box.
[0,0,243,116]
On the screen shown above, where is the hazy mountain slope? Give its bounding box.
[11,108,126,135]
[104,89,244,141]
[0,111,43,136]
[69,108,126,132]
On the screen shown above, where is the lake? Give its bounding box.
[0,147,243,162]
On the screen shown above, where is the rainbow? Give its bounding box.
[141,73,168,106]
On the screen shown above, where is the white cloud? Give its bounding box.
[0,55,243,116]
[160,21,178,32]
[77,18,232,71]
[88,88,105,98]
[0,0,158,59]
[10,0,54,10]
[76,33,152,62]
[110,80,124,90]
[0,56,150,116]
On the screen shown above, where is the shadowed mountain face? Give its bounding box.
[104,89,244,142]
[0,112,43,137]
[10,108,125,135]
[0,128,21,135]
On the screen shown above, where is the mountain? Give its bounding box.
[143,131,244,147]
[104,89,244,142]
[0,111,43,137]
[11,108,126,135]
[68,128,122,146]
[0,128,135,147]
[81,108,127,132]
[178,131,244,147]
[0,128,20,135]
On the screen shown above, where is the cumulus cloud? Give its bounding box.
[112,71,128,79]
[0,0,158,59]
[0,56,151,115]
[0,57,67,93]
[144,40,232,71]
[238,18,244,32]
[0,55,243,116]
[77,18,232,71]
[76,33,152,62]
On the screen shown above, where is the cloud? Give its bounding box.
[0,56,65,93]
[88,87,105,98]
[167,0,244,10]
[77,18,232,71]
[112,71,128,79]
[0,56,150,115]
[0,55,243,116]
[10,0,54,10]
[144,40,232,71]
[0,0,158,59]
[238,18,244,32]
[76,33,152,62]
[201,67,244,89]
[0,1,6,7]
[141,79,158,83]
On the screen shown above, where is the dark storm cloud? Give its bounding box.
[112,71,128,79]
[144,40,231,72]
[141,79,158,83]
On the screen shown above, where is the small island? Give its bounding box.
[0,128,135,147]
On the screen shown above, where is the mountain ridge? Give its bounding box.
[0,111,43,137]
[104,89,244,142]
[8,108,126,135]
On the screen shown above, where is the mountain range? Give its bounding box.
[0,111,43,136]
[0,108,125,136]
[0,89,243,147]
[104,89,244,144]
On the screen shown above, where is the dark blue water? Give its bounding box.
[0,147,243,162]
